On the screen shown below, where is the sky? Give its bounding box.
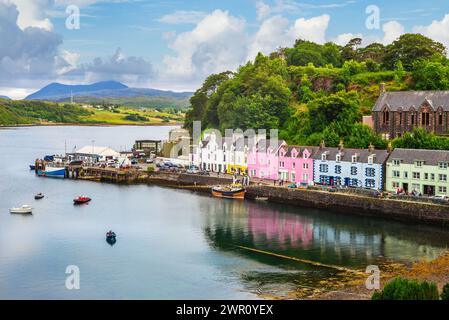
[1,0,449,99]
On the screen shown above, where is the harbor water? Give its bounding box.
[1,126,449,299]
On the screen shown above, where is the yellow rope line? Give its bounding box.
[236,245,365,275]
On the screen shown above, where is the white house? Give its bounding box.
[312,143,389,191]
[69,146,120,164]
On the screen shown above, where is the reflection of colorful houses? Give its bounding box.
[278,146,318,185]
[248,139,286,180]
[248,206,313,248]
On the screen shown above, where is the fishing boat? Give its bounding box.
[73,196,91,205]
[212,184,246,199]
[37,166,66,178]
[34,193,44,200]
[106,231,117,245]
[10,205,33,214]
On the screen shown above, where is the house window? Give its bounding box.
[439,113,443,126]
[393,170,400,178]
[348,179,359,187]
[279,161,284,168]
[439,174,447,182]
[302,173,309,182]
[424,173,429,180]
[411,114,415,125]
[366,168,376,177]
[439,162,448,169]
[260,171,265,178]
[412,184,420,191]
[319,164,329,173]
[351,155,357,163]
[351,167,357,175]
[415,161,424,167]
[421,112,430,126]
[392,182,400,189]
[393,159,401,166]
[439,186,447,194]
[291,172,296,182]
[399,112,403,125]
[365,179,376,188]
[335,165,342,174]
[303,163,309,169]
[292,162,296,169]
[368,156,374,165]
[431,173,435,181]
[404,172,408,179]
[412,172,420,179]
[382,110,390,124]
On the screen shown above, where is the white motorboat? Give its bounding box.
[9,205,33,214]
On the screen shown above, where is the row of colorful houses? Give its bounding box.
[190,133,449,196]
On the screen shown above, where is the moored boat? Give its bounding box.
[212,184,246,199]
[37,166,66,178]
[10,205,33,214]
[34,193,44,200]
[106,230,117,245]
[73,196,91,205]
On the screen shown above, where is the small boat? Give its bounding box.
[106,231,117,245]
[29,165,36,170]
[73,196,91,205]
[212,184,246,199]
[34,193,45,200]
[10,205,33,214]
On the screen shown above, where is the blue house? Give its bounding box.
[312,142,390,191]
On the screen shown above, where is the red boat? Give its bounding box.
[73,196,91,204]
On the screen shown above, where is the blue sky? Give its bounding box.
[1,0,449,98]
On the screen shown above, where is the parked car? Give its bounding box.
[186,166,200,174]
[146,158,154,164]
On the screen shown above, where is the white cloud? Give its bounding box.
[158,10,207,24]
[2,0,53,30]
[382,20,405,44]
[256,1,271,21]
[162,10,247,82]
[413,14,449,50]
[331,33,363,46]
[288,14,330,44]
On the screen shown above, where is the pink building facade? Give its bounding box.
[277,146,317,185]
[248,140,286,181]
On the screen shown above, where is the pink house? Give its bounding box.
[248,139,286,181]
[277,146,317,185]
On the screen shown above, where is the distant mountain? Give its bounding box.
[0,95,10,100]
[25,81,128,100]
[25,81,193,102]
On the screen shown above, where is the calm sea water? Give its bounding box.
[0,126,449,299]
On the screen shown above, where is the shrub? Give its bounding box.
[372,277,439,300]
[441,283,449,300]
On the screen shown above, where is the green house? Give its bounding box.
[386,148,449,196]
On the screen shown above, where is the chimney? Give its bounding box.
[380,82,386,95]
[368,143,375,153]
[320,140,326,149]
[338,139,344,151]
[387,142,393,153]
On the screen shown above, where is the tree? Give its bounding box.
[372,277,439,300]
[383,34,447,70]
[412,59,449,90]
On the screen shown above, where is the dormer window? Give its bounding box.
[336,154,341,162]
[415,161,424,167]
[393,159,401,166]
[352,155,357,163]
[321,153,327,161]
[368,155,375,165]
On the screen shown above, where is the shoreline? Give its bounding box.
[0,122,183,128]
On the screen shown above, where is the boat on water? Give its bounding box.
[34,193,44,200]
[74,196,91,205]
[37,166,66,178]
[212,184,246,199]
[10,205,33,214]
[106,231,117,245]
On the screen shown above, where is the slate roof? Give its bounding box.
[254,139,286,153]
[282,145,320,158]
[388,148,449,165]
[373,91,449,112]
[312,147,390,164]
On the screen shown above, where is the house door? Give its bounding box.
[424,185,435,196]
[403,183,409,193]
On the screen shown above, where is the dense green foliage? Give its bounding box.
[441,283,449,300]
[185,33,449,149]
[392,128,449,150]
[0,99,91,125]
[123,113,148,122]
[372,277,440,300]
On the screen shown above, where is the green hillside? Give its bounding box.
[185,34,449,149]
